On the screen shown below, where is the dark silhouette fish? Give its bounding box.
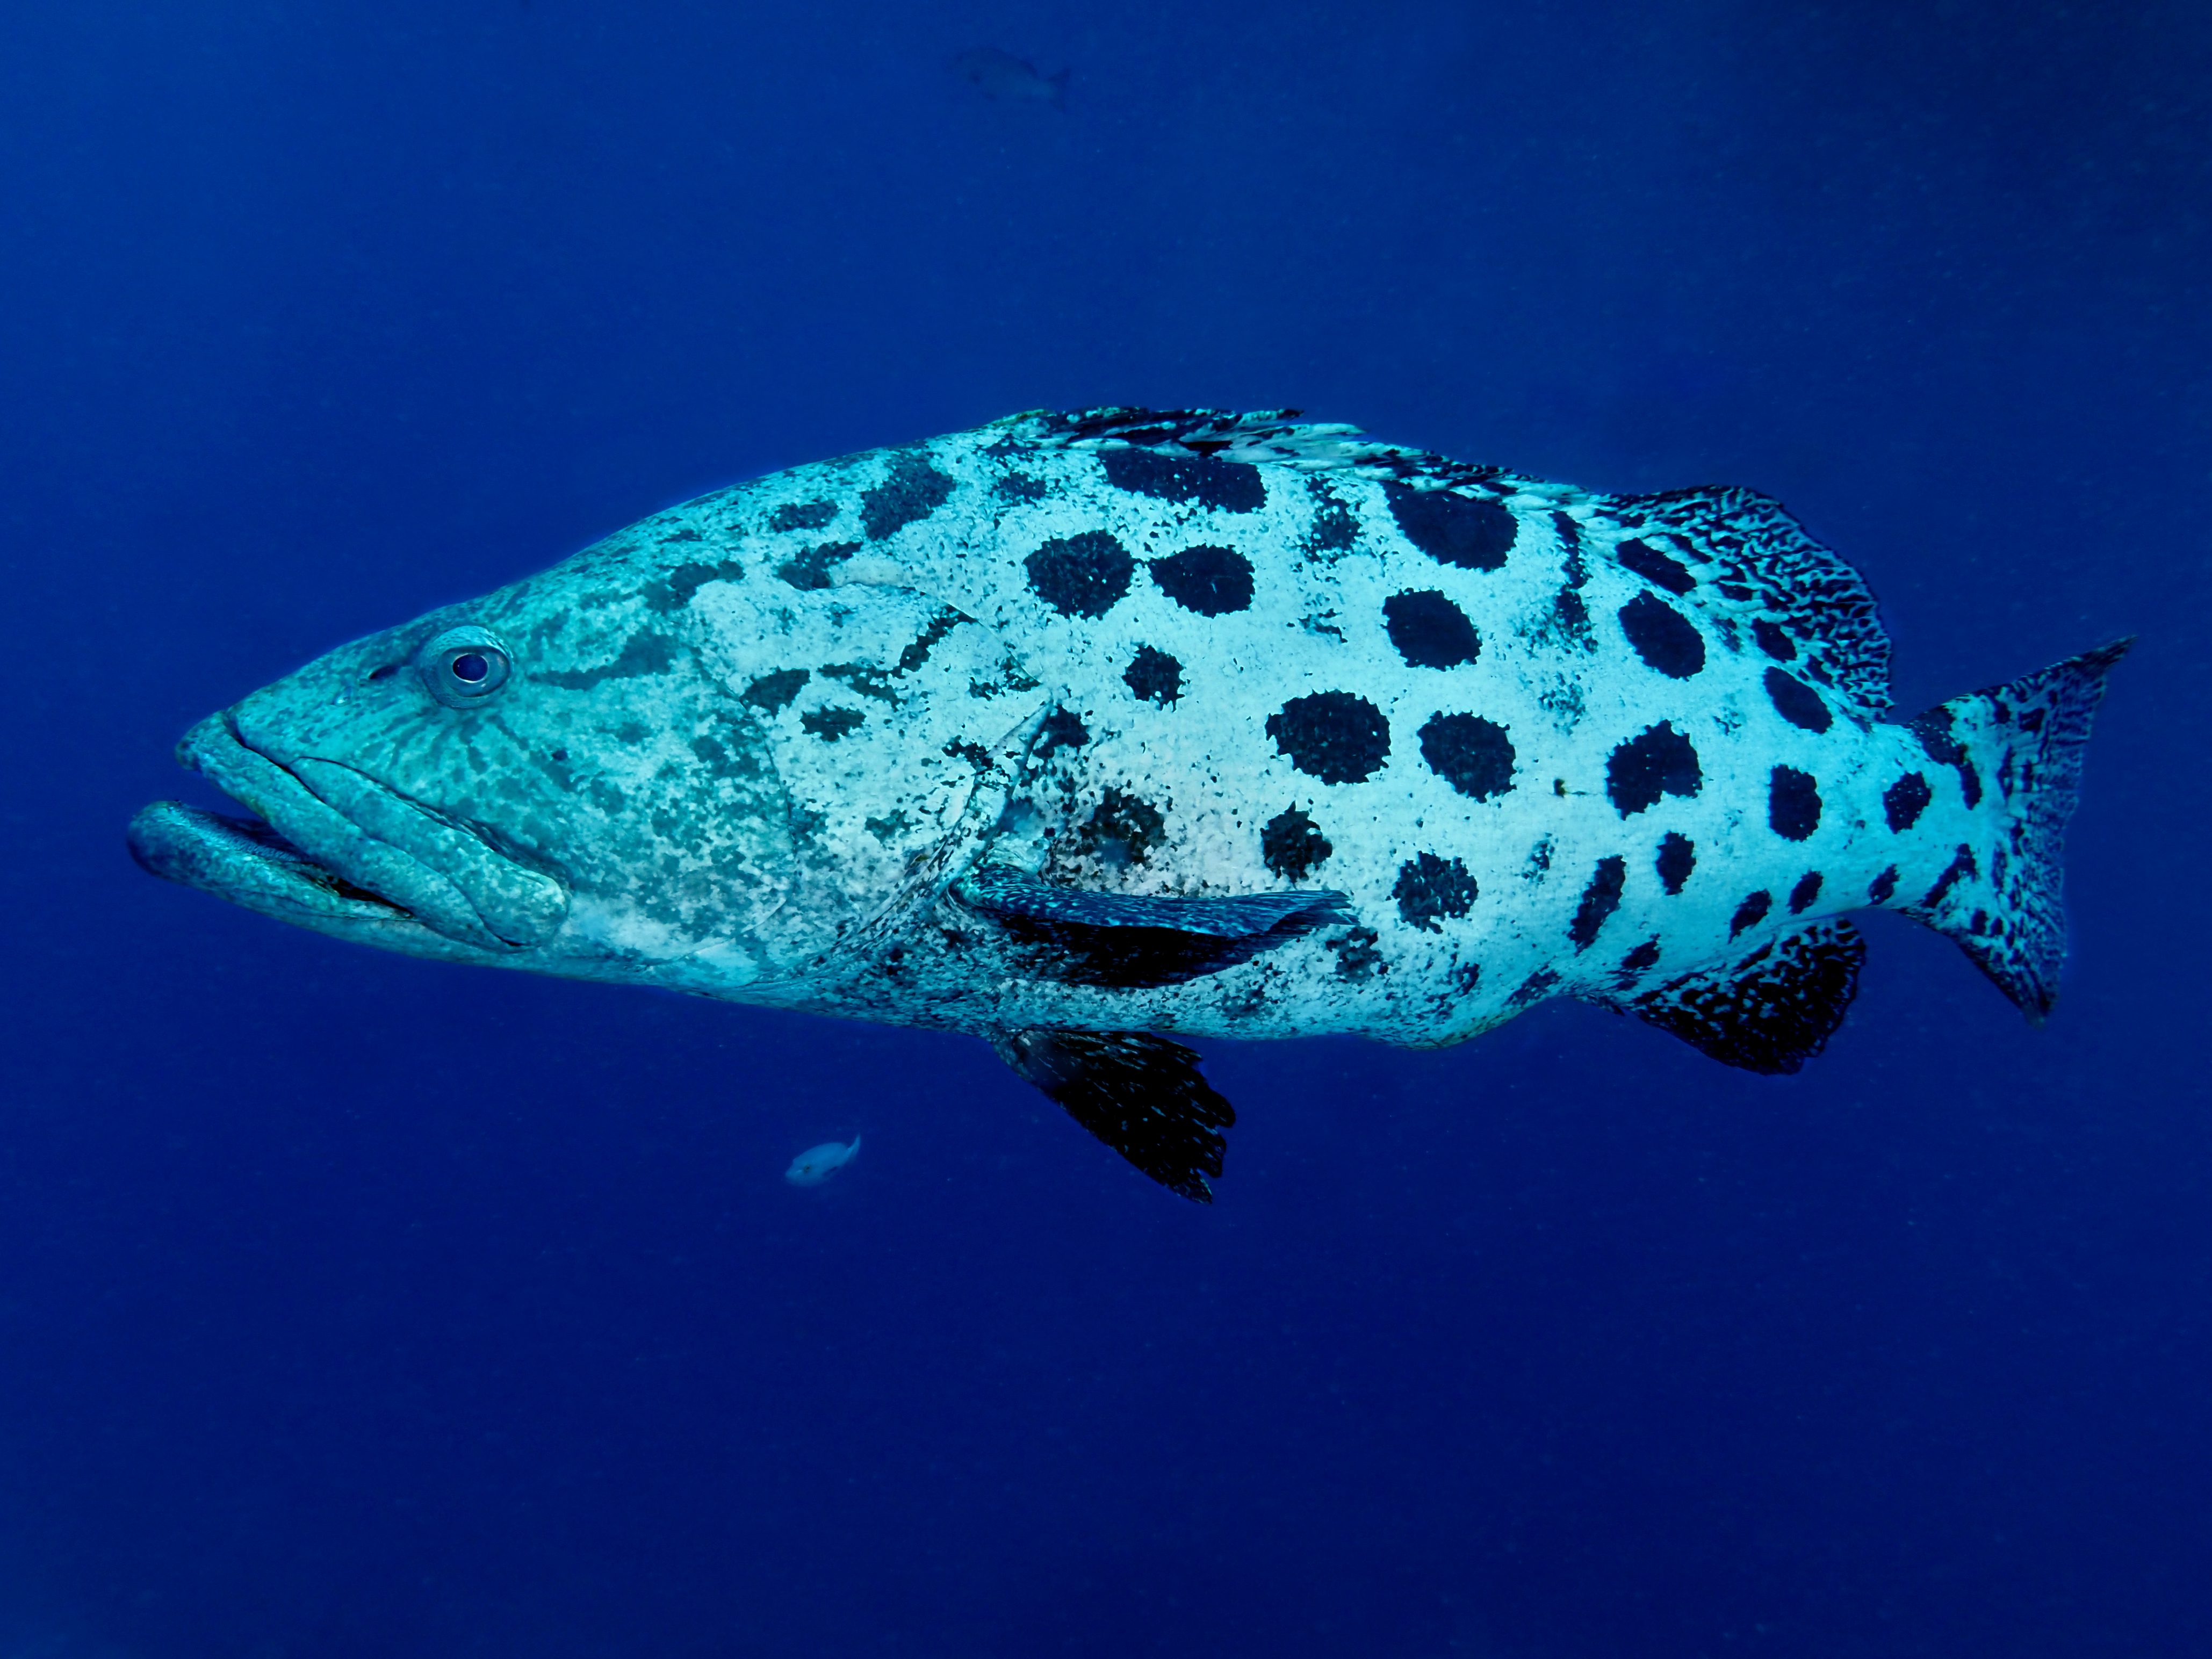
[952,47,1069,110]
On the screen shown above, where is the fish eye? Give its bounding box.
[417,625,514,708]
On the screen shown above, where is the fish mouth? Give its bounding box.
[128,713,569,952]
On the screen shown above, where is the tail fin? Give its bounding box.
[1900,639,2132,1020]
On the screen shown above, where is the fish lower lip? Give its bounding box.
[128,801,418,923]
[166,715,568,950]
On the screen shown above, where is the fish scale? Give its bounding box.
[129,408,2129,1201]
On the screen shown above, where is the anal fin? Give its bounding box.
[1624,920,1866,1075]
[994,1028,1233,1202]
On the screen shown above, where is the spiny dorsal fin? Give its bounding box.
[994,1027,1233,1203]
[1008,409,1893,717]
[1624,920,1867,1075]
[956,864,1354,989]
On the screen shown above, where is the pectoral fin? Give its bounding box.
[1624,920,1866,1074]
[994,1027,1234,1203]
[957,864,1353,988]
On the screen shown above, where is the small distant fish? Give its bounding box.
[786,1136,861,1186]
[952,47,1069,110]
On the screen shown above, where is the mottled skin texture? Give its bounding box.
[132,409,2124,1195]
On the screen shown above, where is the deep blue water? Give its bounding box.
[4,3,2209,1654]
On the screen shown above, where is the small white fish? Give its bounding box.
[784,1136,861,1186]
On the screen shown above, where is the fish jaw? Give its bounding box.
[152,710,570,954]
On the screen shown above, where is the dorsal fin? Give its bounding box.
[1007,409,1893,716]
[1621,920,1867,1074]
[1585,486,1891,715]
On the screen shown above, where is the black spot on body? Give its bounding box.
[993,472,1048,504]
[1418,712,1514,800]
[1509,968,1560,1007]
[1304,479,1359,558]
[1385,482,1517,571]
[1789,871,1824,913]
[943,740,991,771]
[1606,723,1702,816]
[1731,891,1773,938]
[1763,668,1833,733]
[1908,708,1983,808]
[1393,852,1478,932]
[1769,766,1822,841]
[1075,789,1165,869]
[821,662,899,704]
[535,628,677,691]
[769,500,838,532]
[1553,587,1593,644]
[801,707,864,741]
[1100,449,1265,513]
[1026,531,1135,618]
[1330,928,1382,979]
[1267,692,1390,784]
[1753,618,1796,661]
[1123,645,1183,706]
[1568,856,1627,950]
[1617,592,1706,679]
[1150,545,1255,615]
[651,558,746,612]
[1884,771,1933,832]
[896,607,966,673]
[861,450,956,542]
[777,541,860,590]
[1656,831,1696,894]
[1035,707,1089,757]
[1615,538,1696,594]
[1869,866,1900,904]
[1384,590,1481,669]
[1261,809,1333,880]
[1620,939,1662,973]
[1921,844,1977,911]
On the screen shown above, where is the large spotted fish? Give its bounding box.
[130,409,2129,1200]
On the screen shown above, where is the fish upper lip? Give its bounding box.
[177,712,570,950]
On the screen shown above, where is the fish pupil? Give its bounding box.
[450,652,490,683]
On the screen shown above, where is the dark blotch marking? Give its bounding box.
[1384,482,1517,571]
[1553,587,1592,644]
[741,668,810,712]
[1267,691,1390,784]
[535,627,676,691]
[1035,707,1089,757]
[1100,448,1264,513]
[896,607,966,673]
[801,707,864,741]
[1869,866,1900,904]
[1568,856,1627,950]
[1418,712,1514,802]
[1261,808,1332,881]
[769,500,838,532]
[1616,538,1696,595]
[1617,592,1706,679]
[1150,545,1255,615]
[650,558,746,612]
[1620,939,1662,973]
[777,541,860,590]
[1789,871,1824,913]
[1656,831,1696,895]
[1764,667,1833,733]
[1123,645,1183,706]
[943,740,992,772]
[821,662,898,705]
[1921,844,1977,911]
[1908,708,1983,809]
[1730,890,1773,939]
[1384,590,1481,669]
[1026,531,1135,618]
[1605,722,1702,817]
[1304,478,1360,557]
[993,472,1048,504]
[1884,771,1933,833]
[1510,968,1561,1007]
[1075,789,1165,868]
[1393,852,1478,933]
[1753,618,1797,661]
[861,450,956,542]
[1330,928,1382,980]
[1769,766,1822,841]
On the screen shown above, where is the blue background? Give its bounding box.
[3,3,2207,1654]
